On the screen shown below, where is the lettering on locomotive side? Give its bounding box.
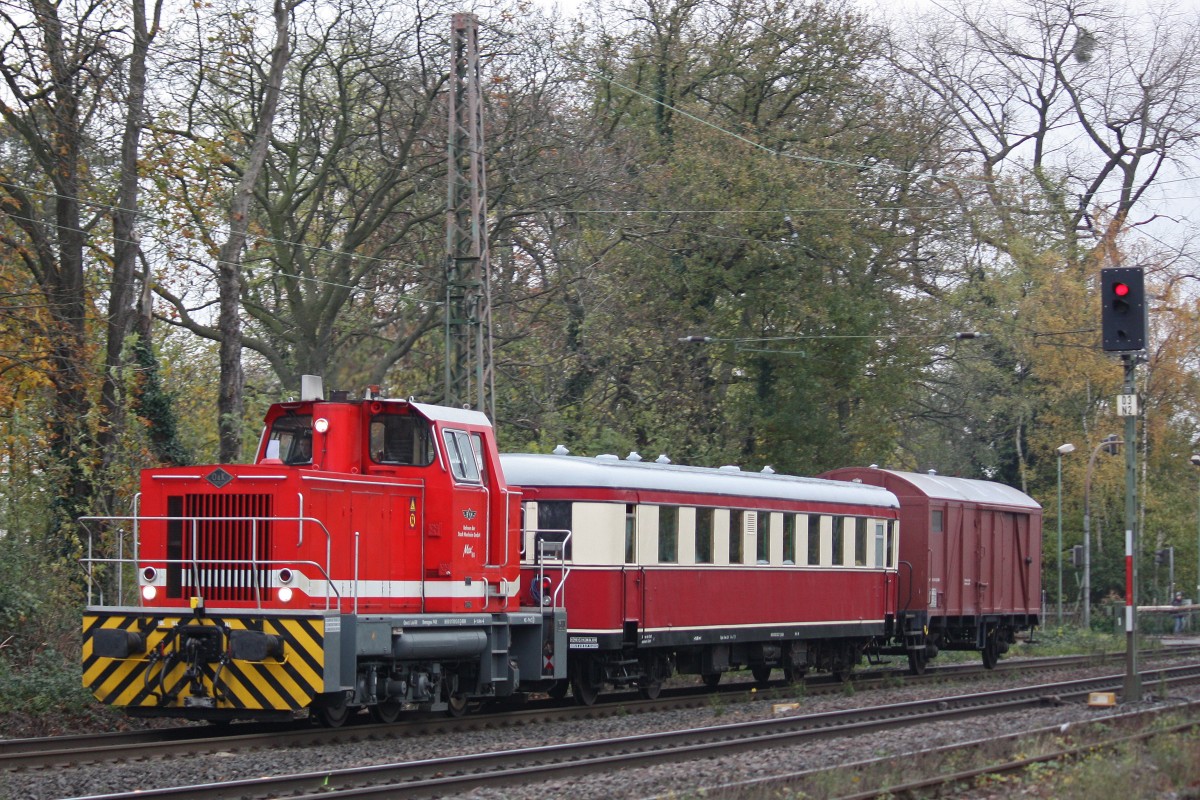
[570,635,599,649]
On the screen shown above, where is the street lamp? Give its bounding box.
[1191,454,1200,604]
[1083,434,1122,630]
[1056,443,1076,626]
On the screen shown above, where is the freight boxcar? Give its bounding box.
[821,468,1042,672]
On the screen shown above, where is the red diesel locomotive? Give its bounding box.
[80,379,1039,724]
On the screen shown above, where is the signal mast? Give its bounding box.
[444,12,494,418]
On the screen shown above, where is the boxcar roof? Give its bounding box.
[829,468,1040,511]
[501,453,900,510]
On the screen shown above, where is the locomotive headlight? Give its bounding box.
[314,417,330,434]
[278,568,293,584]
[278,586,294,603]
[141,585,158,601]
[141,566,158,583]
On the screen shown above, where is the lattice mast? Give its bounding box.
[444,12,494,418]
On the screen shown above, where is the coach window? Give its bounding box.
[872,520,886,567]
[887,520,898,568]
[625,504,637,564]
[695,507,714,564]
[854,518,868,566]
[371,414,436,466]
[536,500,573,561]
[755,511,771,564]
[659,506,678,563]
[807,515,821,566]
[831,517,846,566]
[728,510,744,564]
[442,429,481,483]
[782,514,796,565]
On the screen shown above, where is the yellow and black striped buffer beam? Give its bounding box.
[82,611,326,711]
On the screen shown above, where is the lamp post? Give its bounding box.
[1083,434,1122,630]
[1056,443,1076,627]
[1192,454,1200,604]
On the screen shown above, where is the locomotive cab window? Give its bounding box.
[267,414,313,465]
[370,414,435,466]
[442,429,481,483]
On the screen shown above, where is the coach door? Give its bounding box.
[622,504,645,643]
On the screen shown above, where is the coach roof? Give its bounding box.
[501,453,899,510]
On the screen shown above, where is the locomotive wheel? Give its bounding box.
[547,680,570,701]
[751,665,772,686]
[369,699,403,724]
[446,692,470,717]
[315,693,352,728]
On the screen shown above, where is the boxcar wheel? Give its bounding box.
[702,672,721,689]
[907,648,928,676]
[982,639,999,670]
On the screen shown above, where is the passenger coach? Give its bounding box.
[502,453,902,703]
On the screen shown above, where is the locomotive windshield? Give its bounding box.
[370,414,436,466]
[266,414,313,465]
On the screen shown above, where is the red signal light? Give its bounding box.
[1113,282,1130,297]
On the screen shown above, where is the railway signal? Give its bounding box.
[1100,267,1146,352]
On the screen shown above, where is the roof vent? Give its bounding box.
[596,454,619,461]
[627,451,643,461]
[869,464,879,469]
[656,454,671,464]
[553,444,570,456]
[928,469,938,475]
[761,465,775,474]
[719,465,741,472]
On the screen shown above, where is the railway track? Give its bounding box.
[707,697,1200,799]
[55,661,1200,800]
[4,645,1197,773]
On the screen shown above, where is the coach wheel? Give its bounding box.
[907,648,928,676]
[315,692,352,728]
[702,672,721,690]
[783,664,806,684]
[369,699,403,724]
[571,658,602,706]
[751,665,772,686]
[638,655,669,700]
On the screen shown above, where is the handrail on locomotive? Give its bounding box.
[79,504,338,610]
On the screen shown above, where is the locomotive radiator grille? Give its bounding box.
[167,493,274,602]
[82,611,326,712]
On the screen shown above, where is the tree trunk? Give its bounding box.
[216,0,296,462]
